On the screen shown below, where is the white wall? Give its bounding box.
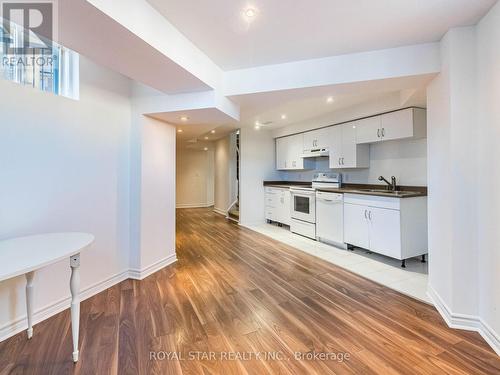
[176,147,214,208]
[427,27,479,316]
[427,1,500,355]
[138,117,177,272]
[476,0,500,351]
[214,136,230,214]
[239,128,281,226]
[0,58,179,341]
[0,57,132,339]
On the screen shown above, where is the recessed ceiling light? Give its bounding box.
[326,96,334,103]
[177,129,183,133]
[244,7,257,19]
[281,114,287,120]
[204,136,209,140]
[211,130,216,134]
[203,147,208,151]
[180,116,189,122]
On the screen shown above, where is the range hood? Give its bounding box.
[301,148,330,158]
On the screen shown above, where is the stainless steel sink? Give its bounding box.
[351,189,419,196]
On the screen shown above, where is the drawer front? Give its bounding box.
[344,194,400,210]
[265,206,277,221]
[265,194,280,207]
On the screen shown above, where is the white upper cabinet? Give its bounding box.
[303,127,330,150]
[276,137,288,170]
[276,108,426,171]
[356,108,426,144]
[276,134,307,170]
[355,116,381,144]
[328,125,343,169]
[379,108,427,141]
[328,123,369,169]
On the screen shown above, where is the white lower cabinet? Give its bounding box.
[368,207,402,259]
[265,187,291,225]
[343,202,370,249]
[343,194,427,261]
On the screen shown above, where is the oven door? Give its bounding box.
[290,190,316,223]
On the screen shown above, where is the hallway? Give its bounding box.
[1,208,499,374]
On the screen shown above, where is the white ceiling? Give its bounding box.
[146,0,496,70]
[60,0,211,94]
[234,74,434,128]
[148,108,238,148]
[159,73,432,148]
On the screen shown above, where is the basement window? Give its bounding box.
[0,20,79,100]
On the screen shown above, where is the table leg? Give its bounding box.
[25,272,35,339]
[70,254,80,363]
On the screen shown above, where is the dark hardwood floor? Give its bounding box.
[1,208,499,374]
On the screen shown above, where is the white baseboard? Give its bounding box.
[428,285,500,356]
[176,203,214,209]
[128,254,177,280]
[0,269,129,342]
[213,207,227,216]
[0,254,178,343]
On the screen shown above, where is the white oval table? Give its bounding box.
[0,232,94,362]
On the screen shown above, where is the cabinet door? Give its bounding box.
[265,206,277,222]
[368,207,402,259]
[328,125,343,169]
[276,137,288,170]
[343,203,370,249]
[380,109,414,141]
[341,123,358,168]
[356,116,381,144]
[303,128,330,150]
[279,190,291,226]
[288,134,304,169]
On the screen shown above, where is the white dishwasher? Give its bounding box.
[316,191,344,246]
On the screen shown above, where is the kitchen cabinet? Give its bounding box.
[343,201,370,249]
[379,108,426,141]
[265,187,291,225]
[276,134,312,170]
[276,137,288,170]
[368,207,402,259]
[303,127,330,150]
[354,116,381,144]
[328,123,369,169]
[356,108,426,144]
[343,194,427,264]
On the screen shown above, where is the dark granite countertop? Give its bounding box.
[263,181,427,198]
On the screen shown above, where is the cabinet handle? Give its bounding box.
[341,157,344,165]
[364,209,368,219]
[377,129,381,138]
[381,128,385,137]
[368,211,372,220]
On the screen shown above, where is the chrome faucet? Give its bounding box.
[379,175,397,191]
